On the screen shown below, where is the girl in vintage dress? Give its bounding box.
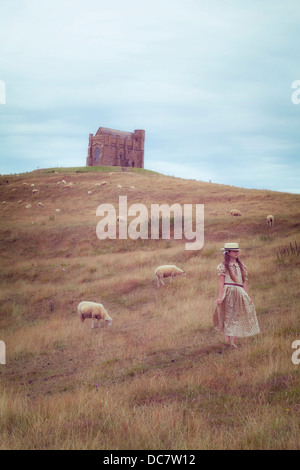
[213,242,260,347]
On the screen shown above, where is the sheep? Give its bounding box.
[38,202,44,208]
[17,200,23,205]
[88,190,92,195]
[155,265,186,287]
[77,301,112,328]
[32,189,39,194]
[266,214,274,227]
[25,204,32,209]
[130,185,135,189]
[230,209,242,217]
[117,184,122,188]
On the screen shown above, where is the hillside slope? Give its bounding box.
[0,166,299,450]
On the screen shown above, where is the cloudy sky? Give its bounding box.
[0,0,299,193]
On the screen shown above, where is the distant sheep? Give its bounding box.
[230,209,242,217]
[78,301,112,328]
[130,185,135,189]
[17,200,23,205]
[38,202,44,208]
[155,265,186,287]
[25,204,32,209]
[266,215,274,227]
[117,184,122,188]
[88,191,92,195]
[32,189,39,194]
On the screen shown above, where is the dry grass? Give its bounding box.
[0,167,299,450]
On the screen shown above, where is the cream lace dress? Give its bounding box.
[213,262,260,337]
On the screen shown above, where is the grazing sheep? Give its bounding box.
[55,208,61,212]
[32,189,39,194]
[38,202,44,208]
[155,265,186,287]
[78,301,112,328]
[266,214,274,227]
[25,204,32,209]
[88,190,92,195]
[117,184,122,188]
[230,209,242,217]
[17,200,23,205]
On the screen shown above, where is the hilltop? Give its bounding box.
[0,166,299,450]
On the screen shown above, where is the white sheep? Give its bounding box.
[38,202,44,208]
[77,301,112,328]
[266,214,274,227]
[25,204,32,209]
[17,200,23,205]
[230,209,242,217]
[117,184,122,188]
[88,190,92,195]
[155,265,186,287]
[32,189,39,194]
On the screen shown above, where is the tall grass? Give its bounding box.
[0,168,299,449]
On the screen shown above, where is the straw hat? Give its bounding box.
[220,242,241,254]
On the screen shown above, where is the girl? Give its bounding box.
[213,242,260,347]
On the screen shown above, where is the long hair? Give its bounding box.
[224,253,246,284]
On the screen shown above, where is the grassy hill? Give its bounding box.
[0,166,299,450]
